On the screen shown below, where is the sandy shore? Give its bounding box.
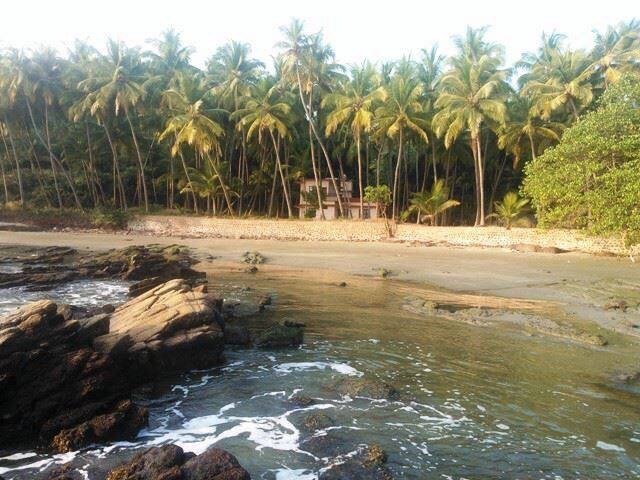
[1,230,638,342]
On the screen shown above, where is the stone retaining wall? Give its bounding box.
[129,215,638,256]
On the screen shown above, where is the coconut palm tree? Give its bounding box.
[208,41,264,214]
[231,78,295,217]
[433,54,508,226]
[375,70,429,219]
[407,179,460,225]
[588,20,640,89]
[498,95,563,165]
[158,72,234,215]
[78,39,150,211]
[277,19,345,217]
[324,62,386,217]
[521,48,594,121]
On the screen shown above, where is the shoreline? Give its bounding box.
[1,229,638,345]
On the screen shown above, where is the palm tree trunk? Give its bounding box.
[44,104,63,209]
[528,134,537,161]
[356,133,364,218]
[0,129,12,204]
[294,66,344,216]
[102,123,127,210]
[25,99,82,210]
[206,153,235,217]
[308,124,325,219]
[392,128,403,220]
[476,136,486,226]
[3,117,24,206]
[85,122,104,206]
[124,109,149,212]
[268,156,278,217]
[269,130,293,218]
[470,137,481,226]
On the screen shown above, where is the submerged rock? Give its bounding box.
[301,411,335,433]
[320,444,392,480]
[254,322,304,348]
[241,251,265,265]
[603,299,629,312]
[331,377,398,400]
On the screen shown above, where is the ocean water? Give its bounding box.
[0,273,639,479]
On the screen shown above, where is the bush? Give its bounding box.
[89,208,131,230]
[523,74,640,245]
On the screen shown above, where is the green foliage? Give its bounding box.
[405,180,460,225]
[486,192,530,229]
[89,208,131,230]
[523,73,640,244]
[364,185,391,211]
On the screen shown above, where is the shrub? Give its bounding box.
[523,74,640,245]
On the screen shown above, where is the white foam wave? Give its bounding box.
[274,362,362,376]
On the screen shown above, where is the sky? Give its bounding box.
[1,0,638,68]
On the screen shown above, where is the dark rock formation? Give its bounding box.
[41,445,250,480]
[0,279,224,453]
[301,411,334,433]
[0,245,205,294]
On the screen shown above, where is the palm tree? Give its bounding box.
[589,20,640,89]
[278,19,345,217]
[159,72,234,215]
[521,48,594,121]
[208,41,264,215]
[78,40,150,211]
[498,95,563,165]
[433,53,508,226]
[232,78,295,217]
[487,191,530,229]
[407,179,460,225]
[324,62,386,217]
[375,70,429,219]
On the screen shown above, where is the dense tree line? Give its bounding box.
[0,20,638,225]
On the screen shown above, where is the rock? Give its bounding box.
[301,432,352,459]
[540,246,567,254]
[288,394,315,407]
[604,299,629,312]
[331,377,398,400]
[254,323,304,348]
[301,411,334,432]
[511,243,541,253]
[338,282,347,287]
[378,268,391,278]
[0,278,226,453]
[611,371,640,384]
[244,265,258,274]
[241,251,265,265]
[224,323,252,346]
[106,445,250,480]
[51,400,148,452]
[95,279,225,373]
[320,444,392,480]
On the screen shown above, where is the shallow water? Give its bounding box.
[1,273,639,479]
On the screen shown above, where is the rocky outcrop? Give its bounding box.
[0,245,205,295]
[0,279,224,453]
[103,445,250,480]
[41,445,250,480]
[94,279,224,374]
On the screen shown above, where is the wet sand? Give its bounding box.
[0,230,638,341]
